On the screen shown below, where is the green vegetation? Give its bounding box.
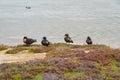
[64,72,85,79]
[6,47,28,54]
[34,74,43,80]
[13,74,22,80]
[0,43,120,80]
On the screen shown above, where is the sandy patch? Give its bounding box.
[0,49,46,64]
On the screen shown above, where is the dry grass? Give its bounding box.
[0,44,9,51]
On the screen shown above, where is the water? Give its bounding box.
[0,0,120,48]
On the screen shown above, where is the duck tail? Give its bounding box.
[71,40,73,43]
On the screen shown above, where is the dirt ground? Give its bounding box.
[0,49,46,64]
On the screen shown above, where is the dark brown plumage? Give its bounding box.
[23,36,37,46]
[86,36,93,45]
[64,34,73,43]
[41,37,50,46]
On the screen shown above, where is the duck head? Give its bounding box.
[23,36,27,43]
[43,36,47,40]
[65,34,69,37]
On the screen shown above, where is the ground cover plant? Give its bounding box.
[0,43,120,80]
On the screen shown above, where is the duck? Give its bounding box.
[26,6,31,9]
[41,36,50,46]
[64,34,73,43]
[86,36,93,45]
[23,36,37,46]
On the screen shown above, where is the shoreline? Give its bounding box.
[0,43,120,49]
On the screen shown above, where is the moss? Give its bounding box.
[29,47,48,53]
[5,47,28,54]
[64,72,85,78]
[34,73,43,80]
[17,44,41,47]
[12,74,22,80]
[5,44,42,54]
[46,50,62,57]
[6,50,18,54]
[111,63,120,74]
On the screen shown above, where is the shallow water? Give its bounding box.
[0,0,120,48]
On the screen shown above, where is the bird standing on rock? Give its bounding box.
[23,36,37,46]
[64,34,73,43]
[86,36,93,45]
[41,36,50,46]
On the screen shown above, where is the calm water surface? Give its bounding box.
[0,0,120,48]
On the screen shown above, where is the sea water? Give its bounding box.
[0,0,120,48]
